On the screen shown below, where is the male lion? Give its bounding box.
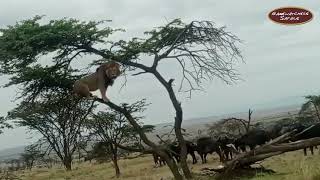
[73,61,121,102]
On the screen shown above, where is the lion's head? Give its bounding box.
[105,61,121,79]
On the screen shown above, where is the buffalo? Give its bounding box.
[217,136,236,161]
[280,122,306,136]
[196,137,223,163]
[291,123,320,155]
[152,152,166,166]
[280,122,313,155]
[268,122,320,156]
[168,140,198,164]
[234,129,270,152]
[266,123,284,140]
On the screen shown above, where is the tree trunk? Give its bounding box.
[313,103,320,121]
[153,73,192,179]
[78,147,82,162]
[170,89,192,179]
[246,109,253,132]
[63,156,72,171]
[97,99,187,179]
[176,131,191,179]
[112,156,120,178]
[111,146,121,178]
[161,152,184,180]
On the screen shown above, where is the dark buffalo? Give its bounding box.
[266,123,284,140]
[185,141,198,164]
[168,142,180,163]
[234,129,270,152]
[280,122,315,155]
[217,136,236,161]
[280,122,306,136]
[168,141,198,164]
[152,152,166,166]
[196,137,223,163]
[291,123,320,155]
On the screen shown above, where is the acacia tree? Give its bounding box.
[0,16,242,179]
[86,100,153,178]
[300,95,320,121]
[20,144,43,170]
[7,94,94,171]
[208,119,245,138]
[211,109,254,136]
[0,117,12,134]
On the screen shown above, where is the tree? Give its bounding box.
[208,119,245,138]
[20,144,43,170]
[0,117,12,134]
[87,141,112,163]
[7,94,95,171]
[208,109,253,137]
[75,136,90,162]
[86,100,151,178]
[0,16,242,179]
[300,95,320,121]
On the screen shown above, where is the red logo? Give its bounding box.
[268,7,313,25]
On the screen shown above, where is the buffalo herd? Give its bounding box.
[152,122,320,166]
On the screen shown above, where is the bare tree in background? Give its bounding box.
[300,95,320,121]
[209,109,253,137]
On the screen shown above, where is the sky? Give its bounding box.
[0,0,319,150]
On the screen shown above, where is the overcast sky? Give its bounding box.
[0,0,319,150]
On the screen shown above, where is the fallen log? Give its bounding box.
[201,166,275,180]
[212,137,320,174]
[266,130,296,145]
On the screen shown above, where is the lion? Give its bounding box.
[73,61,121,102]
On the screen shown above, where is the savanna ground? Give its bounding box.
[15,150,320,180]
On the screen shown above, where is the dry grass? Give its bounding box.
[250,150,320,180]
[15,150,320,180]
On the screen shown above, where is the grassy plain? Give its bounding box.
[15,149,320,180]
